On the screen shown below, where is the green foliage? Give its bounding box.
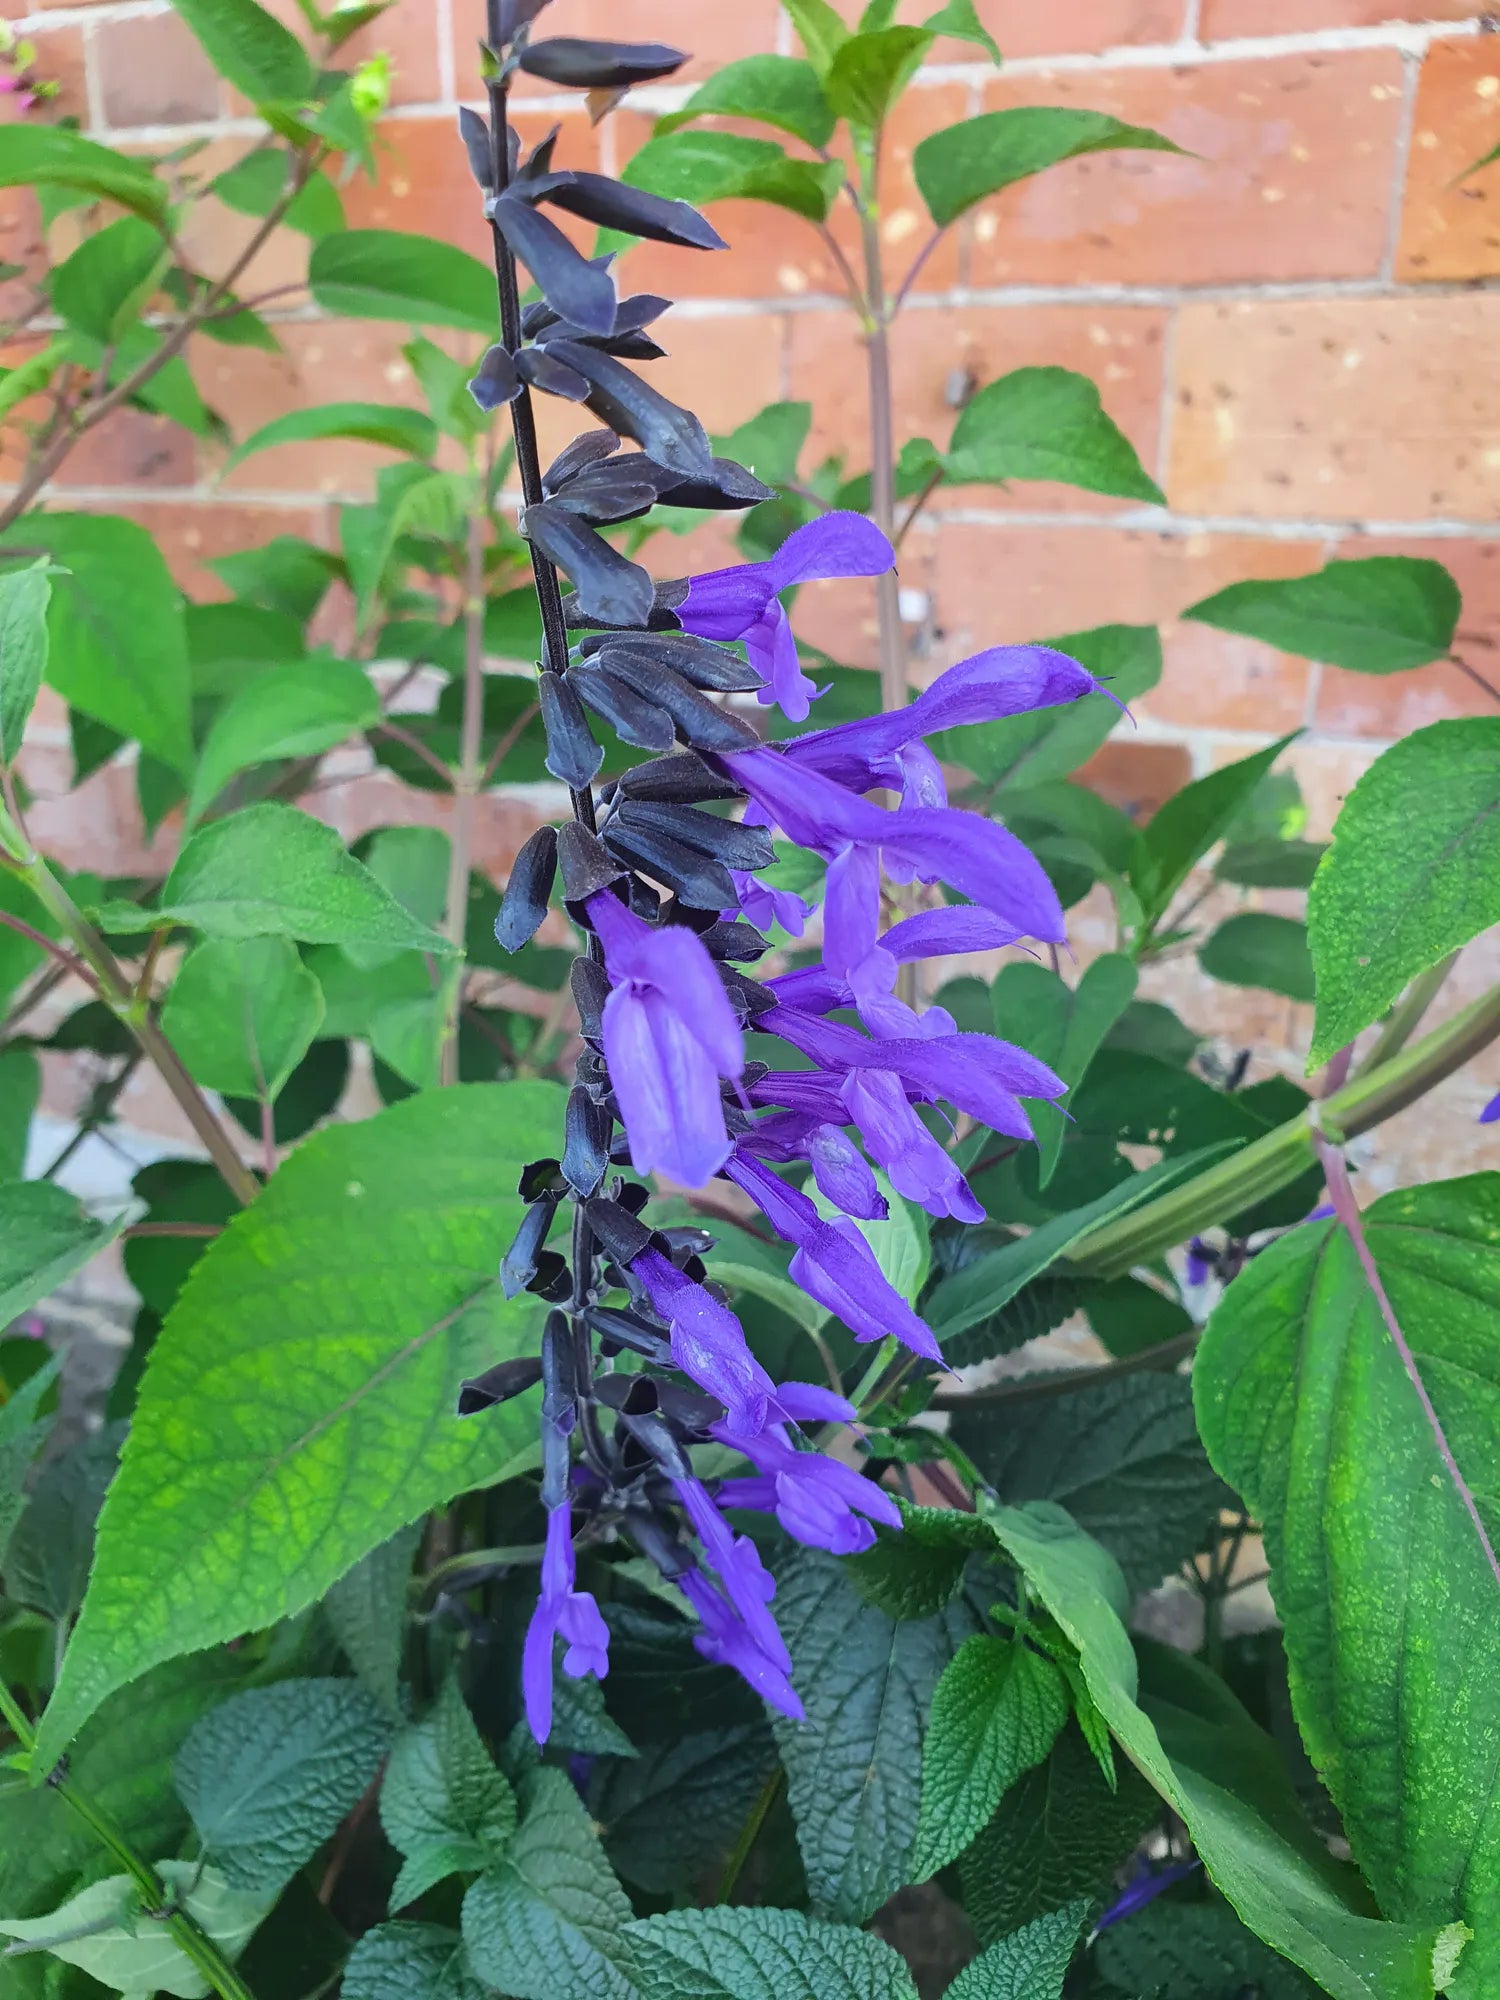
[0,1863,268,1998]
[0,564,51,763]
[914,109,1182,226]
[1307,718,1500,1064]
[622,131,845,224]
[991,954,1137,1183]
[224,400,438,474]
[943,1902,1088,2000]
[381,1677,517,1909]
[1130,733,1298,935]
[1199,911,1315,1003]
[657,56,835,148]
[186,656,379,822]
[309,231,500,331]
[1091,1898,1320,1999]
[0,1182,121,1325]
[826,27,933,128]
[0,126,167,222]
[1185,556,1461,674]
[160,937,324,1098]
[626,1906,920,1999]
[943,368,1165,503]
[170,0,315,105]
[343,1924,489,2000]
[322,1523,420,1714]
[0,1356,59,1563]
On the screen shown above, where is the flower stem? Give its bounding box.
[440,502,489,1084]
[0,1679,257,2000]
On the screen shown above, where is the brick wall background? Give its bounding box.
[6,0,1500,1200]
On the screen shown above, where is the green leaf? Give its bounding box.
[925,0,1002,61]
[403,334,486,442]
[0,1862,269,1999]
[1215,837,1328,890]
[621,131,845,225]
[1184,557,1460,673]
[310,231,499,333]
[1306,718,1500,1066]
[914,108,1182,227]
[171,0,314,104]
[213,150,343,238]
[657,55,834,148]
[912,1636,1069,1881]
[958,1722,1158,1947]
[0,1181,121,1325]
[716,401,813,489]
[924,1147,1234,1360]
[846,1502,992,1621]
[343,1924,489,2000]
[593,1724,775,1895]
[187,656,379,822]
[0,1355,60,1563]
[323,1522,421,1714]
[49,216,163,343]
[625,1906,920,1999]
[933,625,1159,793]
[942,1902,1089,2000]
[1,514,193,775]
[952,1374,1228,1595]
[1131,733,1298,933]
[985,1500,1469,2000]
[175,1677,393,1892]
[224,401,437,477]
[783,0,851,76]
[4,1424,119,1622]
[208,535,338,620]
[945,368,1164,503]
[144,803,457,952]
[990,954,1137,1184]
[1199,912,1314,1003]
[382,1677,517,1910]
[826,26,932,127]
[461,1766,639,2000]
[160,937,324,1099]
[1092,1898,1319,2000]
[34,1082,560,1768]
[0,563,50,764]
[771,1550,976,1922]
[0,126,166,222]
[1195,1176,1500,1998]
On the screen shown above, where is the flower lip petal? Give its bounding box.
[763,511,894,590]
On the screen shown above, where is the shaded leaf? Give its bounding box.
[657,56,835,149]
[1199,911,1315,1004]
[943,1902,1089,2000]
[162,936,324,1100]
[0,1181,121,1325]
[310,231,499,334]
[622,131,844,225]
[625,1905,919,1999]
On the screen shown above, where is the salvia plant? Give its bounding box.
[0,3,1496,1999]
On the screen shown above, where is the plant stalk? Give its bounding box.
[858,199,906,719]
[0,1680,257,2000]
[440,505,489,1085]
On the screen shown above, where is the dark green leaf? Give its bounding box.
[1199,911,1314,1003]
[1102,999,1198,1068]
[309,230,500,333]
[593,1724,775,1895]
[914,108,1182,227]
[225,401,438,475]
[625,1905,919,1999]
[1131,733,1298,932]
[1184,557,1460,673]
[382,1676,517,1908]
[213,149,343,238]
[945,367,1163,503]
[0,563,49,764]
[343,1924,489,2000]
[0,1181,121,1324]
[171,0,314,103]
[716,401,813,489]
[657,55,835,148]
[1093,1897,1319,1999]
[845,1503,992,1621]
[324,1523,421,1715]
[943,1901,1089,2000]
[5,1425,119,1623]
[0,1355,59,1563]
[991,954,1137,1184]
[621,131,845,225]
[1215,837,1328,890]
[1307,718,1500,1065]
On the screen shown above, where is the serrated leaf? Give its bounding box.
[0,1354,59,1563]
[34,1083,560,1769]
[382,1677,517,1910]
[990,954,1137,1185]
[771,1550,977,1922]
[943,1901,1089,2000]
[952,1373,1229,1595]
[0,1181,121,1325]
[0,1862,269,1999]
[985,1500,1468,2000]
[324,1523,421,1715]
[914,108,1182,227]
[1195,1176,1500,1999]
[0,563,50,762]
[461,1766,639,2000]
[1131,733,1298,934]
[912,1636,1069,1881]
[625,1905,920,1999]
[592,1724,775,1895]
[142,803,456,952]
[342,1923,489,2000]
[161,937,324,1099]
[188,656,379,822]
[1306,718,1500,1065]
[658,55,835,149]
[1199,911,1314,1003]
[945,368,1163,504]
[621,131,844,226]
[175,1677,393,1892]
[171,0,314,104]
[1092,1898,1319,1999]
[1184,557,1460,673]
[309,231,500,334]
[845,1503,992,1621]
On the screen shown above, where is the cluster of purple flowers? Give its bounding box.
[496,512,1098,1741]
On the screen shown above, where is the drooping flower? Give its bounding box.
[677,1568,803,1719]
[716,1423,902,1556]
[585,887,745,1187]
[766,906,1022,1041]
[677,511,895,722]
[521,1503,610,1743]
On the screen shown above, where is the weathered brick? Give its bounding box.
[931,520,1321,730]
[96,12,220,129]
[127,499,329,597]
[1201,0,1481,35]
[1076,737,1194,817]
[942,0,1185,60]
[465,0,783,87]
[57,411,197,492]
[171,136,323,300]
[787,302,1167,513]
[1397,38,1500,284]
[1169,294,1500,520]
[970,53,1403,288]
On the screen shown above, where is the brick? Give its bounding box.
[96,13,220,129]
[56,411,197,491]
[1076,739,1194,818]
[942,0,1186,60]
[234,0,442,112]
[125,499,329,597]
[1169,294,1500,521]
[1397,39,1500,284]
[931,520,1321,729]
[969,52,1403,288]
[0,26,87,125]
[787,302,1167,514]
[171,137,320,301]
[1312,534,1500,736]
[459,0,783,88]
[1201,0,1481,35]
[308,768,549,883]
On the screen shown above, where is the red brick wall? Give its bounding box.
[8,0,1500,1177]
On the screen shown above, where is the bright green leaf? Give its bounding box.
[914,108,1182,227]
[657,54,835,148]
[0,126,166,222]
[309,230,499,333]
[925,0,1002,62]
[223,401,438,476]
[187,656,379,822]
[161,937,324,1099]
[1307,718,1500,1065]
[945,367,1164,503]
[783,0,851,76]
[1184,557,1460,674]
[1199,911,1315,1003]
[212,148,343,238]
[0,1862,269,1999]
[622,131,845,225]
[716,401,813,489]
[943,1902,1089,2000]
[171,0,315,105]
[826,26,933,128]
[0,562,50,763]
[0,1181,120,1325]
[49,217,163,342]
[991,954,1137,1183]
[626,1905,920,1999]
[1131,732,1298,933]
[34,1082,560,1767]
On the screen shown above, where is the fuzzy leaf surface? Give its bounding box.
[625,1905,919,1999]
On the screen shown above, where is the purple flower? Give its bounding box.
[1482,1091,1500,1125]
[678,512,894,722]
[742,1109,890,1221]
[1094,1859,1201,1934]
[586,889,744,1188]
[728,866,811,938]
[674,1474,799,1700]
[716,1423,902,1556]
[839,1068,984,1223]
[678,1568,803,1719]
[522,1505,610,1743]
[1184,1238,1214,1289]
[766,906,1021,1041]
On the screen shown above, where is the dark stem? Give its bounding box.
[716,1765,784,1904]
[929,1330,1199,1409]
[1448,652,1500,708]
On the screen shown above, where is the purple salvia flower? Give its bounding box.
[764,906,1022,1042]
[585,888,744,1188]
[1093,1859,1201,1935]
[742,1109,890,1222]
[677,512,895,722]
[1183,1238,1214,1289]
[728,865,811,938]
[674,1475,797,1681]
[678,1568,804,1719]
[1482,1091,1500,1125]
[839,1068,984,1223]
[521,1505,610,1744]
[715,1423,903,1556]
